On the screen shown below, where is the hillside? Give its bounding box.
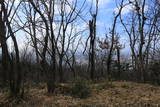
[0,81,160,107]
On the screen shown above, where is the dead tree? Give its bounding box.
[87,0,98,80]
[65,24,83,79]
[0,0,12,86]
[55,0,86,82]
[88,18,96,80]
[106,0,126,80]
[0,0,23,96]
[114,36,124,79]
[120,0,159,82]
[29,0,56,93]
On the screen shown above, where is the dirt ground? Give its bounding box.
[0,81,160,107]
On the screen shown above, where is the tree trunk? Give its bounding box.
[117,48,121,79]
[59,56,64,82]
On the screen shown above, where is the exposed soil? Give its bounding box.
[0,81,160,107]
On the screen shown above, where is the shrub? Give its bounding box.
[149,61,160,85]
[121,84,130,89]
[71,78,91,98]
[96,80,114,90]
[54,83,71,94]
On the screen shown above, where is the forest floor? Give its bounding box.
[0,81,160,107]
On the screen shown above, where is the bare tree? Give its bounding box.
[120,0,159,82]
[28,0,56,93]
[0,0,23,96]
[106,0,127,80]
[65,24,83,78]
[87,0,98,80]
[0,0,12,86]
[55,0,86,82]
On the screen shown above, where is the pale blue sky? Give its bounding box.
[12,0,147,55]
[8,0,130,56]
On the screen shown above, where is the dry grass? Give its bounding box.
[0,81,160,107]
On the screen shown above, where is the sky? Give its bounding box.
[86,0,117,35]
[8,0,142,56]
[13,0,118,46]
[77,0,131,54]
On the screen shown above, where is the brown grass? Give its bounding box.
[0,81,160,107]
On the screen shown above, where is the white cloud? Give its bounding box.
[114,3,149,15]
[87,0,112,8]
[114,4,134,15]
